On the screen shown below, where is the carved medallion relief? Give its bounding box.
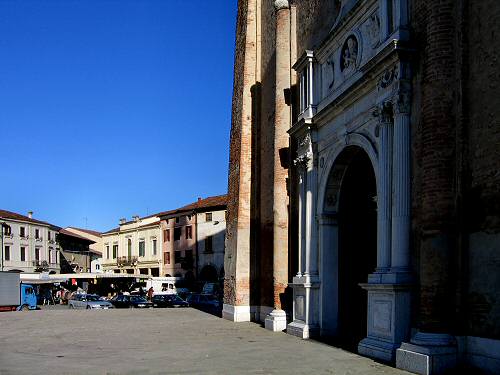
[341,35,359,74]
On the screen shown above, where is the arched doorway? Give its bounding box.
[321,146,377,352]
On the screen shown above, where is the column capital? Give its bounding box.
[373,101,393,124]
[274,0,289,11]
[392,89,411,115]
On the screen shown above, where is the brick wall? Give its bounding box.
[224,0,249,306]
[465,0,500,338]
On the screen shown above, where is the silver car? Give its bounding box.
[68,294,113,310]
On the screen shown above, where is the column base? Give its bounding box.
[222,304,252,322]
[264,309,287,332]
[396,333,457,375]
[358,337,398,363]
[286,320,319,339]
[359,282,412,363]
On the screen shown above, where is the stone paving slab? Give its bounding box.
[0,308,411,374]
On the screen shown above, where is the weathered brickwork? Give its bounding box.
[295,0,340,53]
[411,0,500,338]
[465,0,500,338]
[411,0,459,334]
[225,0,249,307]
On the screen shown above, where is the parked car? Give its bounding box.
[152,294,189,308]
[110,294,153,309]
[185,294,221,315]
[68,294,113,310]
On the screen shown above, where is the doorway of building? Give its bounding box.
[336,148,377,351]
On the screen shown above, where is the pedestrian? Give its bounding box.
[147,287,154,301]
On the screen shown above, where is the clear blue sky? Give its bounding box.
[0,0,237,231]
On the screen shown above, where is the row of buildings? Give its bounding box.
[223,0,500,374]
[0,210,102,274]
[100,195,227,282]
[1,195,227,284]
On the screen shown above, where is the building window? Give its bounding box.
[205,212,212,222]
[127,239,132,257]
[96,264,100,270]
[185,226,192,239]
[205,236,213,253]
[35,248,40,261]
[113,244,118,259]
[152,240,157,256]
[185,249,193,260]
[164,229,170,242]
[35,229,40,239]
[20,246,26,262]
[139,240,145,257]
[175,217,180,224]
[20,227,25,237]
[164,252,170,265]
[48,231,51,241]
[174,227,181,241]
[5,245,10,261]
[106,246,110,259]
[49,248,55,264]
[174,251,181,264]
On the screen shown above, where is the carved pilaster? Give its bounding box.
[373,101,393,273]
[391,88,411,273]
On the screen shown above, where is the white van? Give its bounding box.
[146,277,181,295]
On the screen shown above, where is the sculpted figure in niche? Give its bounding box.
[341,36,358,73]
[322,54,335,98]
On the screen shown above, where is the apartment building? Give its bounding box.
[160,195,227,281]
[65,227,103,272]
[58,229,99,273]
[0,209,60,273]
[101,214,163,276]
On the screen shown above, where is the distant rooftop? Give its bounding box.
[0,209,57,228]
[66,227,102,237]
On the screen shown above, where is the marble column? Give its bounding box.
[391,90,411,275]
[265,0,290,332]
[376,102,393,274]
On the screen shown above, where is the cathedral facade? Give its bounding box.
[224,1,500,374]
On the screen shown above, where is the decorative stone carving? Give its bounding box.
[340,35,358,73]
[274,0,289,11]
[377,65,399,90]
[326,54,335,90]
[393,90,411,115]
[363,12,380,48]
[372,101,393,123]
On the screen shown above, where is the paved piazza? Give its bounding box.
[0,308,410,374]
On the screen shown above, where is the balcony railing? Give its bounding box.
[32,260,50,271]
[117,256,138,267]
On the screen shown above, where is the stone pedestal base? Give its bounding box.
[358,282,412,363]
[396,333,457,375]
[222,304,251,322]
[286,320,319,339]
[358,337,399,363]
[265,309,287,332]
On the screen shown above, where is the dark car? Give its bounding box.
[110,294,153,309]
[152,294,189,308]
[185,294,221,315]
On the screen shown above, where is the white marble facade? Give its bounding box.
[287,0,414,365]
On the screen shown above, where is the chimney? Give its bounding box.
[119,218,126,225]
[133,215,140,222]
[28,211,33,219]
